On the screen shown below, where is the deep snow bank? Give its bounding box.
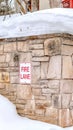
[0,8,73,38]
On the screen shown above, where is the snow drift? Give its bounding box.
[0,8,73,38]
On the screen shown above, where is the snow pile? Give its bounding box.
[0,94,73,130]
[0,8,73,38]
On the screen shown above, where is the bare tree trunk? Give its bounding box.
[15,0,26,13]
[31,0,39,12]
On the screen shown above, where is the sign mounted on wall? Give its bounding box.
[20,63,31,84]
[62,0,73,8]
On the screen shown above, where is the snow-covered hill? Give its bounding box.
[0,8,73,39]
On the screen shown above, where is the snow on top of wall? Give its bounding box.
[0,8,73,39]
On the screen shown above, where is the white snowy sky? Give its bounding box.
[0,94,73,130]
[0,8,73,39]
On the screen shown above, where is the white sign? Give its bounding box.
[20,63,31,84]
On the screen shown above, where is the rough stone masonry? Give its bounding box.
[0,33,73,127]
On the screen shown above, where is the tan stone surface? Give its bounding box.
[31,66,40,83]
[62,45,73,55]
[32,88,41,95]
[0,44,3,54]
[0,83,5,88]
[59,109,73,127]
[20,52,32,62]
[32,56,49,62]
[4,42,16,52]
[42,88,59,94]
[17,41,29,52]
[0,72,10,83]
[0,63,8,68]
[17,85,32,99]
[48,80,60,89]
[60,80,73,93]
[70,101,73,110]
[62,56,73,79]
[62,94,71,108]
[47,56,61,79]
[5,53,11,62]
[0,34,73,127]
[41,62,49,79]
[10,75,19,84]
[0,55,5,62]
[52,94,61,108]
[32,50,44,56]
[72,93,73,100]
[62,39,73,45]
[35,109,45,116]
[32,62,40,66]
[29,43,43,50]
[45,108,58,119]
[71,110,73,120]
[44,38,61,55]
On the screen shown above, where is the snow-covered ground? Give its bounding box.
[0,94,73,130]
[0,8,73,39]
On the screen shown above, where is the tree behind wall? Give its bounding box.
[0,0,62,15]
[0,0,15,15]
[0,0,32,15]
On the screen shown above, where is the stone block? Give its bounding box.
[72,93,73,100]
[9,53,19,67]
[5,53,11,62]
[32,56,49,62]
[41,62,49,79]
[0,44,3,54]
[16,99,26,104]
[70,101,73,110]
[48,80,60,89]
[32,62,40,66]
[36,102,51,110]
[71,110,73,120]
[4,42,16,52]
[62,94,71,108]
[62,39,73,45]
[0,55,5,62]
[0,83,5,89]
[20,52,32,62]
[29,43,43,50]
[35,109,45,116]
[32,50,44,56]
[47,56,61,79]
[34,95,46,100]
[17,85,32,100]
[0,63,8,68]
[52,95,61,108]
[44,38,61,55]
[31,66,40,83]
[42,88,59,94]
[60,80,73,93]
[62,56,73,79]
[17,41,29,52]
[59,109,72,127]
[29,39,44,45]
[0,72,10,83]
[32,88,41,95]
[10,75,19,84]
[45,108,58,119]
[62,45,73,55]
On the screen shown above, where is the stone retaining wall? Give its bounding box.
[0,33,73,127]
